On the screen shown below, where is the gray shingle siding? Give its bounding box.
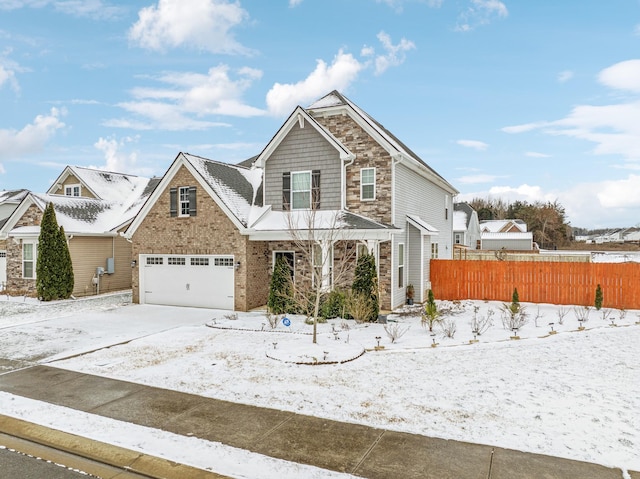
[264,123,342,211]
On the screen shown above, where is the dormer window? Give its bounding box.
[65,184,81,196]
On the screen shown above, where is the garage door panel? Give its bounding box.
[141,255,234,310]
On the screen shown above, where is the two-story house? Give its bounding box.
[453,202,481,250]
[126,91,458,311]
[0,166,158,296]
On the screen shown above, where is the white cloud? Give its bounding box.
[634,24,640,36]
[456,139,488,151]
[456,0,508,32]
[598,59,640,93]
[266,50,363,116]
[558,70,573,83]
[525,151,551,158]
[93,135,139,173]
[129,0,252,55]
[368,31,416,75]
[501,121,549,134]
[455,173,504,184]
[106,65,264,130]
[0,163,5,174]
[0,64,19,92]
[288,0,302,6]
[0,108,65,160]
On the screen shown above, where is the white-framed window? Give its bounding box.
[398,243,404,289]
[431,243,439,259]
[179,187,190,216]
[65,184,81,197]
[360,167,375,200]
[291,171,311,209]
[146,257,163,265]
[23,242,37,279]
[454,233,462,244]
[168,257,186,265]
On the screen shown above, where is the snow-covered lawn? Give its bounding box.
[0,293,638,477]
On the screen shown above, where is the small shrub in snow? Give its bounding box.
[500,302,528,330]
[265,313,281,329]
[440,318,457,338]
[574,306,591,323]
[346,291,376,324]
[533,306,542,327]
[618,309,627,322]
[556,307,568,325]
[422,289,441,332]
[599,308,613,322]
[383,322,409,343]
[471,306,494,336]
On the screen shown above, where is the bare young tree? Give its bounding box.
[285,209,360,344]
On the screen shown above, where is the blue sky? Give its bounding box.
[1,0,639,229]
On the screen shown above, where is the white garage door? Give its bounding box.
[140,254,234,309]
[0,251,6,290]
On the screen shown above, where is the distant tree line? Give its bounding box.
[469,198,572,250]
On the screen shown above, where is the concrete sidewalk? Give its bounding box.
[0,365,633,479]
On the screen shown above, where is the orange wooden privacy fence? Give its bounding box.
[430,259,640,309]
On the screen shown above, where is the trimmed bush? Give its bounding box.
[595,284,603,310]
[351,253,379,322]
[267,256,294,314]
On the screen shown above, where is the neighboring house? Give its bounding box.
[126,90,458,311]
[0,189,29,289]
[0,166,158,297]
[479,219,533,251]
[453,202,481,249]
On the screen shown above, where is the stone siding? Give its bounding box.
[314,113,393,225]
[5,204,41,293]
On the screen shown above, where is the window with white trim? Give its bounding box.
[146,257,163,265]
[313,244,333,288]
[291,171,311,209]
[398,243,404,289]
[214,257,234,267]
[431,243,439,259]
[179,187,190,216]
[65,184,81,197]
[360,167,375,200]
[23,242,37,279]
[454,233,462,244]
[168,257,186,265]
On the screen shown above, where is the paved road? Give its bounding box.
[0,431,152,479]
[0,447,97,479]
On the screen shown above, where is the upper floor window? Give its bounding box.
[65,184,81,196]
[360,168,375,201]
[170,186,197,217]
[283,170,320,210]
[23,242,37,279]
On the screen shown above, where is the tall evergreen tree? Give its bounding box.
[267,255,294,314]
[352,253,379,322]
[36,203,74,301]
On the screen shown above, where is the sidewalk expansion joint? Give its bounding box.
[351,429,386,475]
[487,447,495,479]
[250,415,294,447]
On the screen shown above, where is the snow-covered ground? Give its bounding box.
[0,292,638,478]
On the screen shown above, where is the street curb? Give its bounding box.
[0,414,232,479]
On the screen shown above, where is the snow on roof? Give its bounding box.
[250,209,393,232]
[480,220,527,233]
[67,166,150,202]
[183,153,263,227]
[0,189,29,204]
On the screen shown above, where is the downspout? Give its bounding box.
[342,155,355,210]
